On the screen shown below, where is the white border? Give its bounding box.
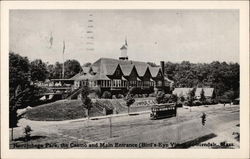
[1,1,249,159]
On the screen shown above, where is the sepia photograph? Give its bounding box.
[1,1,249,159]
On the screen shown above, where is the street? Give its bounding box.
[11,104,239,149]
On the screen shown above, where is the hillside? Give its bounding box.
[25,98,154,121]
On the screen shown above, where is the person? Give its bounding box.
[201,112,206,126]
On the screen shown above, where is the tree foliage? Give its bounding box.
[165,61,239,98]
[83,62,92,67]
[64,60,83,78]
[187,88,196,105]
[200,88,206,102]
[125,93,135,114]
[30,59,48,82]
[9,52,30,98]
[81,86,92,117]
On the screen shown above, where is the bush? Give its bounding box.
[133,94,138,98]
[129,87,142,95]
[176,102,183,107]
[112,95,117,99]
[193,100,202,106]
[183,101,190,106]
[24,125,32,141]
[116,94,124,99]
[149,93,156,97]
[92,87,101,98]
[102,91,112,99]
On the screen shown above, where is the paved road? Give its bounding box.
[14,104,239,149]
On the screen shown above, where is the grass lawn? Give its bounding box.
[26,100,87,121]
[26,98,153,121]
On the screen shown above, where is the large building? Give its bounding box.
[70,40,173,95]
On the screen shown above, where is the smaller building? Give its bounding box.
[173,88,214,99]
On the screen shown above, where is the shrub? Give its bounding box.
[193,100,202,106]
[133,94,138,98]
[102,91,112,99]
[176,102,183,107]
[81,86,92,117]
[183,101,190,106]
[149,93,156,97]
[125,93,135,114]
[156,92,166,104]
[92,87,101,98]
[24,125,32,141]
[116,94,124,99]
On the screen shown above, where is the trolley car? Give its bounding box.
[150,103,176,119]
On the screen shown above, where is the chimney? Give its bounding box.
[160,61,165,87]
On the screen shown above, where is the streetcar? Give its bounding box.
[150,103,177,119]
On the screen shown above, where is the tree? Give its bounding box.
[9,85,28,140]
[125,93,135,114]
[156,92,171,104]
[156,91,166,104]
[170,94,178,103]
[187,88,196,106]
[200,88,206,103]
[102,91,112,99]
[81,86,92,118]
[47,62,63,79]
[9,52,30,98]
[64,60,83,79]
[30,59,48,82]
[147,62,158,67]
[24,125,32,141]
[83,62,92,67]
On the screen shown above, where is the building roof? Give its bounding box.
[173,88,193,97]
[149,67,161,77]
[173,87,214,97]
[74,57,170,81]
[195,88,214,97]
[120,65,134,76]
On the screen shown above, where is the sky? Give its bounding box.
[10,10,239,65]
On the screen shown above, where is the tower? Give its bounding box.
[119,38,128,60]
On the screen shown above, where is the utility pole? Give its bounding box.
[109,117,112,138]
[176,107,180,144]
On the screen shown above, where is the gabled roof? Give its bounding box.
[74,58,163,81]
[69,72,81,80]
[195,88,214,97]
[173,88,214,98]
[82,67,90,73]
[149,67,161,77]
[173,88,193,97]
[120,65,134,76]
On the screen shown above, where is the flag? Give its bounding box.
[125,36,128,46]
[63,40,65,54]
[49,32,53,48]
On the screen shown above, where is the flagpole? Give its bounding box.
[62,40,65,79]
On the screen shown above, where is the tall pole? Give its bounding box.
[109,117,112,138]
[62,40,65,79]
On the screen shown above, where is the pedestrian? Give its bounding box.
[201,112,206,126]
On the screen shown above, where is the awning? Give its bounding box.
[150,78,154,82]
[137,77,141,81]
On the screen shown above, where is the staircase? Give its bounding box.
[66,87,82,100]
